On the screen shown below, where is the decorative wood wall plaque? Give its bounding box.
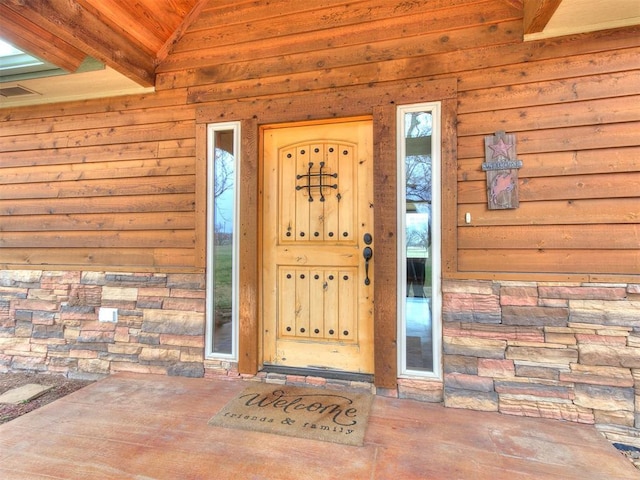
[483,131,522,210]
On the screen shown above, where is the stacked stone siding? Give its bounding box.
[442,279,640,446]
[0,270,206,379]
[2,270,639,446]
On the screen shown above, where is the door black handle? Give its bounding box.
[363,246,373,285]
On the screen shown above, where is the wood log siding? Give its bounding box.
[0,91,197,271]
[0,0,639,281]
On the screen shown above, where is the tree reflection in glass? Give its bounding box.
[404,111,433,372]
[212,130,235,355]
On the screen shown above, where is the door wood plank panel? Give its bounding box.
[338,143,355,243]
[323,143,340,241]
[324,269,339,340]
[308,144,325,240]
[295,269,311,339]
[293,146,311,242]
[279,147,297,242]
[338,268,357,342]
[309,269,324,339]
[279,268,297,339]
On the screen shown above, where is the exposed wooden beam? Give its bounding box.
[157,0,209,64]
[1,0,156,87]
[524,0,563,34]
[0,5,87,72]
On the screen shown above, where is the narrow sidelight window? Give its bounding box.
[397,103,442,378]
[206,123,240,359]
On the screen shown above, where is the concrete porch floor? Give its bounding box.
[0,372,636,479]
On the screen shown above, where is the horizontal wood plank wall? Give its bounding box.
[0,90,199,272]
[456,36,640,280]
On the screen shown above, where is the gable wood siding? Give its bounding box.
[1,0,638,281]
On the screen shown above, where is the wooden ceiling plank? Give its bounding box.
[3,0,156,87]
[129,0,188,41]
[524,0,563,34]
[0,5,86,72]
[76,0,164,56]
[500,0,524,10]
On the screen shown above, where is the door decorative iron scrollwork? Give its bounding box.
[295,161,338,202]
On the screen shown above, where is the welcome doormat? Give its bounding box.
[209,382,373,446]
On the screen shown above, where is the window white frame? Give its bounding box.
[397,102,442,379]
[205,122,241,360]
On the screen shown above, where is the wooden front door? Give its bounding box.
[262,119,374,374]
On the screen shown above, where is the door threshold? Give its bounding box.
[261,364,374,384]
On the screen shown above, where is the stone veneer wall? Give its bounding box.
[2,270,639,447]
[437,279,640,448]
[0,270,207,379]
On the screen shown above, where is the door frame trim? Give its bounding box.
[396,102,443,379]
[196,77,458,388]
